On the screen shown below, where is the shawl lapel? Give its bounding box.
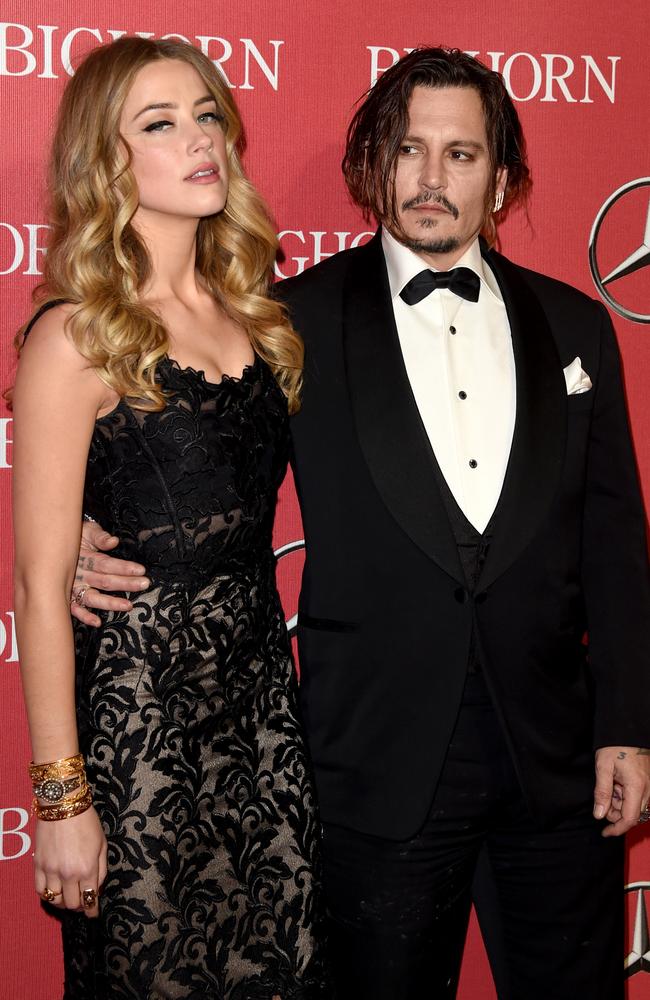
[343,233,464,584]
[477,247,567,590]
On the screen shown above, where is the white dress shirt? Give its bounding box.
[382,228,516,533]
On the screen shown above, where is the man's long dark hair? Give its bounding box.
[342,47,532,245]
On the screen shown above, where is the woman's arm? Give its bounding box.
[12,304,112,915]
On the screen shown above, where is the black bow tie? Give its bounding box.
[400,267,480,305]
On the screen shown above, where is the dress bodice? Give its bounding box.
[82,356,289,586]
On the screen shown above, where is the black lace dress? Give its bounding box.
[60,355,329,999]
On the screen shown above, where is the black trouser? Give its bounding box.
[322,672,624,999]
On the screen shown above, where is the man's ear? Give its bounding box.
[494,167,508,212]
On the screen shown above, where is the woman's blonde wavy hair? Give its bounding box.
[20,36,302,412]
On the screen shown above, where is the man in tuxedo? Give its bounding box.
[76,48,650,999]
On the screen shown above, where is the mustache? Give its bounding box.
[402,191,459,219]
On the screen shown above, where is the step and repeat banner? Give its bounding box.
[1,1,649,996]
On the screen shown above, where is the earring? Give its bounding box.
[493,190,504,213]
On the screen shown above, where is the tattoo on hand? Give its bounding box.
[617,751,628,760]
[78,556,95,572]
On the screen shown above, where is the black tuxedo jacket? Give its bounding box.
[278,232,650,840]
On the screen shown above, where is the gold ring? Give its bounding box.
[41,887,62,902]
[82,887,97,908]
[71,586,88,607]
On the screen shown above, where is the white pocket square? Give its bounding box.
[563,356,592,395]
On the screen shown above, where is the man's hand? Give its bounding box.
[593,746,650,836]
[72,521,149,627]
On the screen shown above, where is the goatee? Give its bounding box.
[399,234,461,256]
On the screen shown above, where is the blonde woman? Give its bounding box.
[12,37,328,999]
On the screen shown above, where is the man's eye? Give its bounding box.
[400,145,417,155]
[143,119,173,133]
[450,150,471,160]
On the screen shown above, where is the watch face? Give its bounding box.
[40,779,65,802]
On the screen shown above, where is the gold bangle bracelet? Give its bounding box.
[29,753,85,784]
[34,779,90,808]
[32,774,83,804]
[29,754,87,808]
[34,788,93,822]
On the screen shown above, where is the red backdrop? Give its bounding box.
[1,1,649,996]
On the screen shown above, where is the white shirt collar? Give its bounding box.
[381,227,503,304]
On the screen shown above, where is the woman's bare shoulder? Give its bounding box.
[21,302,78,356]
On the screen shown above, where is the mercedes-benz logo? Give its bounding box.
[589,177,650,324]
[625,881,650,977]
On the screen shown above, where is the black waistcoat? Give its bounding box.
[428,453,496,673]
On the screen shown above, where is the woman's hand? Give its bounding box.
[71,520,150,627]
[33,807,108,919]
